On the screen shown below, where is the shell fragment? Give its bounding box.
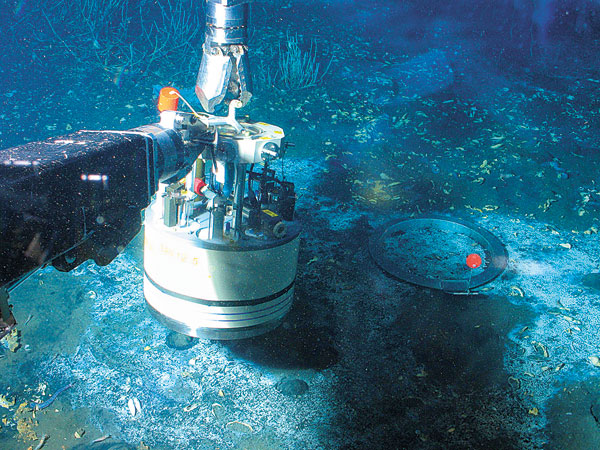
[128,397,142,417]
[510,286,525,297]
[589,356,600,367]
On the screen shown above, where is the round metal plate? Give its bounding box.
[369,215,508,292]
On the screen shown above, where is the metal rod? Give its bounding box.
[233,163,247,236]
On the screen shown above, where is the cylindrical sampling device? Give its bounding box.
[143,114,300,340]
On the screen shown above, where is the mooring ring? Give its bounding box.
[369,215,508,292]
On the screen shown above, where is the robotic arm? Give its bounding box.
[0,122,215,338]
[195,0,253,112]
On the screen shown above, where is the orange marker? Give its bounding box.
[157,87,180,112]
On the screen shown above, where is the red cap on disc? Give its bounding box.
[466,253,482,269]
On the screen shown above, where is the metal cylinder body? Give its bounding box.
[205,0,250,44]
[143,200,300,339]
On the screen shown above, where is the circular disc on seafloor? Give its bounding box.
[369,215,508,293]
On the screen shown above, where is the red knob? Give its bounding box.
[466,253,482,269]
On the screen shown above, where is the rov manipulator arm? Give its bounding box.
[0,121,215,339]
[195,0,253,112]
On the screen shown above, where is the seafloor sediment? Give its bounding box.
[1,1,600,449]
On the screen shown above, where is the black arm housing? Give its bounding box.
[0,130,162,287]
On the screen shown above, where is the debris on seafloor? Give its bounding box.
[275,377,309,397]
[532,341,550,358]
[211,403,225,420]
[510,286,525,297]
[29,383,72,411]
[183,401,200,412]
[90,434,112,444]
[6,328,21,352]
[226,420,254,433]
[15,402,38,442]
[588,356,600,367]
[128,397,142,417]
[33,433,49,450]
[0,393,15,409]
[165,331,197,350]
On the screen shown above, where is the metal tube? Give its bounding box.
[233,163,247,235]
[209,201,225,241]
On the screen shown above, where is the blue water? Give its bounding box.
[1,1,600,449]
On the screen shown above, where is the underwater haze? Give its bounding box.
[2,0,600,449]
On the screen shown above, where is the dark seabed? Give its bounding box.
[1,0,600,449]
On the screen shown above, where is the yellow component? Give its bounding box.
[262,209,279,218]
[0,394,15,409]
